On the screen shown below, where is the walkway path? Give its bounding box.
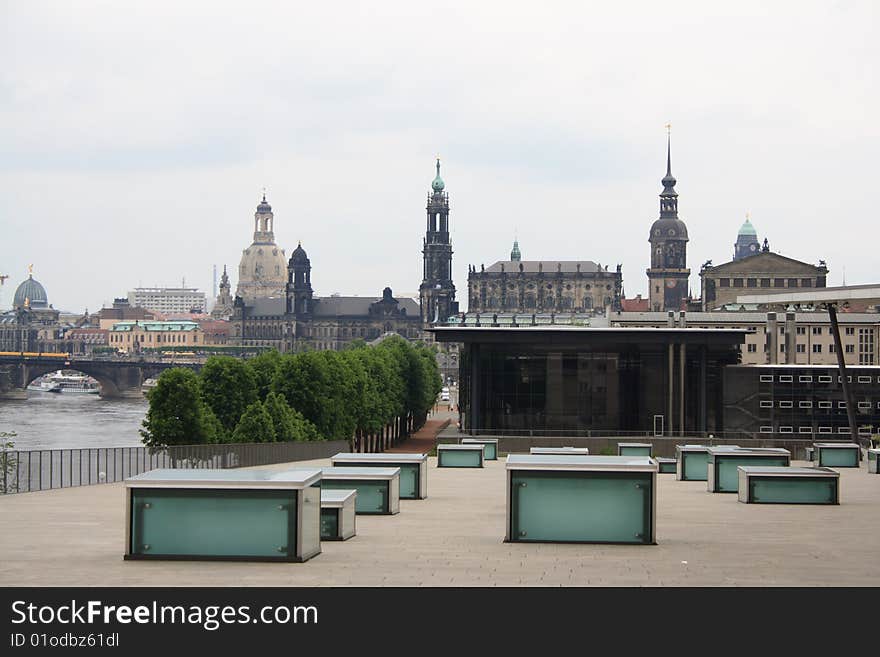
[388,409,455,453]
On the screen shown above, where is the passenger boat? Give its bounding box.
[29,370,100,394]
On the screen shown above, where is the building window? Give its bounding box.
[759,400,773,408]
[796,344,806,353]
[829,344,836,353]
[858,401,871,410]
[779,375,793,382]
[799,401,813,408]
[818,426,832,434]
[799,427,813,434]
[747,344,757,353]
[733,278,743,287]
[838,401,847,408]
[774,279,785,288]
[812,327,822,335]
[759,426,773,434]
[719,279,730,288]
[761,278,771,287]
[812,344,822,353]
[858,375,872,383]
[759,374,773,382]
[787,279,798,287]
[838,427,851,434]
[799,375,813,383]
[818,401,832,409]
[779,426,793,433]
[846,345,855,354]
[796,327,806,335]
[779,400,793,408]
[747,278,757,287]
[845,327,855,336]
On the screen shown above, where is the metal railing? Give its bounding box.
[0,440,349,495]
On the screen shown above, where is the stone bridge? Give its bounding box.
[0,356,202,400]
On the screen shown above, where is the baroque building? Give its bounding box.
[646,131,690,312]
[699,216,828,310]
[235,194,288,300]
[467,257,622,315]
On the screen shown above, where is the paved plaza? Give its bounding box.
[1,454,878,586]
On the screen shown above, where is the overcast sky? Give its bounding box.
[1,1,877,313]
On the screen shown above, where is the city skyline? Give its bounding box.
[2,2,877,313]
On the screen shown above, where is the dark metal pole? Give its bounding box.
[827,303,860,445]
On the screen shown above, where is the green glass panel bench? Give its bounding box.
[331,452,428,499]
[506,455,658,545]
[320,489,357,540]
[737,466,839,505]
[125,468,322,562]
[437,444,485,468]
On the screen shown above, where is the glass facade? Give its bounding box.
[320,508,339,539]
[455,336,738,435]
[816,446,860,467]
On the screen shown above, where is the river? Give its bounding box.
[0,390,147,450]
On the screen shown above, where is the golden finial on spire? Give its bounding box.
[28,264,33,275]
[664,121,671,135]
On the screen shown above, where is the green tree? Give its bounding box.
[231,400,276,443]
[141,368,221,447]
[272,351,332,435]
[247,350,281,401]
[1,430,17,494]
[263,391,321,442]
[200,356,258,433]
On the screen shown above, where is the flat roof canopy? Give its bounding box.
[737,283,880,306]
[429,326,748,347]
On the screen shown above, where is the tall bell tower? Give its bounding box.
[647,125,690,311]
[420,158,457,325]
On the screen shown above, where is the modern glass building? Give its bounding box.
[431,326,745,436]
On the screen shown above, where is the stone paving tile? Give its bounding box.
[1,455,879,586]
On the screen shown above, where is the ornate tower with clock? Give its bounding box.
[733,214,760,260]
[647,126,690,312]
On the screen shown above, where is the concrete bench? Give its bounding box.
[505,455,658,545]
[529,447,590,456]
[320,467,400,515]
[330,452,428,499]
[675,444,719,482]
[461,438,498,460]
[869,449,880,474]
[813,443,861,468]
[707,447,791,493]
[437,443,485,468]
[320,489,357,541]
[618,442,652,457]
[124,468,322,562]
[655,457,676,474]
[737,466,840,505]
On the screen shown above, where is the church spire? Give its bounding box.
[660,123,678,216]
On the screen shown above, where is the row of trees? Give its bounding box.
[140,336,443,452]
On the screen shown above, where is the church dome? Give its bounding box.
[13,273,48,309]
[649,217,689,241]
[289,242,309,265]
[235,196,287,301]
[431,157,445,192]
[738,218,757,237]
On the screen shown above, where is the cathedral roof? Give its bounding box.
[482,261,605,274]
